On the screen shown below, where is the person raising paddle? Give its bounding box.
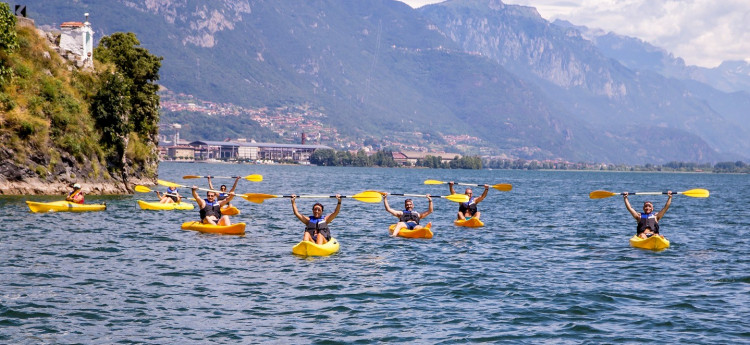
[66,183,85,204]
[208,176,241,207]
[191,186,235,226]
[291,195,341,245]
[624,191,672,239]
[449,182,489,220]
[155,185,181,204]
[383,193,432,237]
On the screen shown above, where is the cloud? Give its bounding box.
[505,0,750,67]
[398,0,750,68]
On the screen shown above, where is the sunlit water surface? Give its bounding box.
[2,163,749,343]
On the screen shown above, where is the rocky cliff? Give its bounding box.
[0,9,159,195]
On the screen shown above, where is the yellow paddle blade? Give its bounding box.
[492,183,513,192]
[245,174,263,182]
[363,190,386,195]
[350,191,383,203]
[134,185,153,193]
[182,175,202,179]
[241,193,280,204]
[157,179,183,188]
[681,189,710,198]
[589,190,618,199]
[445,194,470,203]
[424,179,447,185]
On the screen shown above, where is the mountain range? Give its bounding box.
[26,0,750,164]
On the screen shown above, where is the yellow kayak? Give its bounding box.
[388,223,433,239]
[454,218,484,227]
[26,200,106,213]
[137,200,194,210]
[221,205,240,216]
[180,221,246,235]
[292,238,340,256]
[630,235,670,250]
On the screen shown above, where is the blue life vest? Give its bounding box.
[200,200,222,219]
[399,210,420,224]
[637,212,659,234]
[306,216,331,240]
[166,187,179,202]
[459,197,478,215]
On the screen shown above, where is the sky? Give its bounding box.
[399,0,750,68]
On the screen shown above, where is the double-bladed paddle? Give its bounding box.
[182,174,263,182]
[157,180,224,194]
[241,191,383,204]
[588,189,710,199]
[134,185,186,200]
[423,179,512,192]
[373,191,469,203]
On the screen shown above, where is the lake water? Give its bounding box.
[2,162,749,344]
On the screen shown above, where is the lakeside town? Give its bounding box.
[158,91,749,173]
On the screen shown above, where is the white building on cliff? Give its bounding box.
[59,13,94,69]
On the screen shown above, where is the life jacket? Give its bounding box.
[166,187,179,202]
[637,212,660,235]
[399,210,420,224]
[459,197,478,215]
[68,190,84,204]
[200,200,223,219]
[306,216,331,240]
[218,192,228,201]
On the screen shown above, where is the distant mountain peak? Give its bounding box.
[125,0,253,47]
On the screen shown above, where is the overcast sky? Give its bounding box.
[399,0,750,68]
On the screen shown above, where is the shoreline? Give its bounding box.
[0,177,155,196]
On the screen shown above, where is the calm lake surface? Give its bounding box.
[2,162,749,344]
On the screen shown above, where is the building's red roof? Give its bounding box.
[61,22,84,28]
[392,152,408,159]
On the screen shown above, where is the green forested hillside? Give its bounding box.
[0,4,160,192]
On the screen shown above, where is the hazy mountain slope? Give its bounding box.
[419,0,747,162]
[26,0,748,163]
[554,19,750,95]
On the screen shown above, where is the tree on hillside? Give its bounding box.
[91,72,131,170]
[91,32,162,185]
[94,32,162,143]
[0,3,18,85]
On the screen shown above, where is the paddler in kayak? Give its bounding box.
[65,183,85,204]
[207,176,241,206]
[155,186,182,204]
[449,182,489,221]
[291,194,342,245]
[383,193,432,237]
[191,186,235,225]
[623,191,672,239]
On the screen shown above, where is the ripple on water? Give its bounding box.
[2,166,749,343]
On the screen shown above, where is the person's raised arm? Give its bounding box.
[219,192,235,207]
[291,195,309,224]
[475,184,490,203]
[326,194,342,223]
[383,193,400,217]
[192,186,206,209]
[420,195,433,219]
[623,193,639,220]
[449,181,456,195]
[229,176,240,193]
[656,191,673,221]
[207,176,214,190]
